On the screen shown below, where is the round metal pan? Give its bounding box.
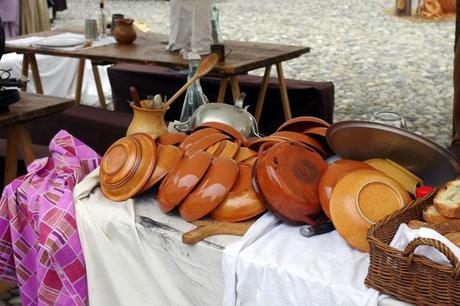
[326,120,460,186]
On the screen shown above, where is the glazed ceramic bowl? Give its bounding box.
[211,164,266,222]
[247,136,285,152]
[157,132,187,146]
[330,169,411,252]
[139,144,184,193]
[243,156,257,167]
[192,121,248,145]
[276,116,330,133]
[179,157,239,222]
[234,147,257,162]
[185,133,231,155]
[254,141,327,225]
[216,140,240,159]
[271,131,327,158]
[179,127,221,151]
[318,160,373,219]
[101,133,156,202]
[364,158,423,195]
[303,126,328,138]
[158,151,213,213]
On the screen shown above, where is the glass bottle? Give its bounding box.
[98,1,107,38]
[211,2,223,45]
[180,58,209,123]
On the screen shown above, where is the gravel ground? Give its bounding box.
[54,0,456,147]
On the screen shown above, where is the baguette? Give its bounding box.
[423,205,456,224]
[408,219,460,235]
[434,180,460,218]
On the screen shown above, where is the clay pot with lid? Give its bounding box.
[113,19,137,44]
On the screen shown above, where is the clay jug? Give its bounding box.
[113,19,137,44]
[126,102,168,137]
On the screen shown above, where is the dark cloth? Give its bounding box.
[108,63,334,135]
[26,105,132,155]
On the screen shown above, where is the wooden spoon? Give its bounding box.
[129,86,141,107]
[163,53,219,109]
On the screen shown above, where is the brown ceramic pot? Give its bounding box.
[113,19,137,44]
[126,102,168,137]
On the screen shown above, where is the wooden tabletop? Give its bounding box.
[5,29,310,75]
[0,92,74,128]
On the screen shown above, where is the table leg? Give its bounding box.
[28,54,44,94]
[275,63,292,121]
[75,59,85,105]
[91,61,106,109]
[229,76,241,102]
[254,65,272,123]
[21,54,30,92]
[16,125,35,166]
[5,126,19,185]
[217,78,229,103]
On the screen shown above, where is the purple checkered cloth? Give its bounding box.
[0,130,100,305]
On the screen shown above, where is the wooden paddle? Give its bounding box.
[182,219,255,245]
[163,53,219,109]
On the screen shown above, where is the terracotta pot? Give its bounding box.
[126,102,168,137]
[113,19,137,45]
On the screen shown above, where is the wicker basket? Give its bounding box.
[365,191,460,306]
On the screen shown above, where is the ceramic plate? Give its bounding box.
[34,37,85,48]
[329,169,411,252]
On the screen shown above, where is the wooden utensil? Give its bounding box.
[182,219,255,244]
[129,86,141,107]
[163,53,219,109]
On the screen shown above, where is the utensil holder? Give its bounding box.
[126,102,168,137]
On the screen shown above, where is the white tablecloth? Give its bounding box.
[73,169,411,306]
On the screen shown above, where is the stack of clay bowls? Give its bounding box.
[319,159,418,252]
[247,116,333,159]
[100,132,184,202]
[158,122,266,223]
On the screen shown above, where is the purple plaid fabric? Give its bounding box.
[0,130,100,305]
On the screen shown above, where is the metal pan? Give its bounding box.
[326,120,460,186]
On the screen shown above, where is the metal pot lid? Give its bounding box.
[326,120,460,186]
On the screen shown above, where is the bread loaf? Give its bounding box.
[423,205,455,224]
[408,219,460,235]
[445,232,460,248]
[434,180,460,218]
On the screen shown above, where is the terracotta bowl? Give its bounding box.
[247,136,285,152]
[157,151,213,213]
[242,156,258,167]
[271,131,327,158]
[139,144,184,193]
[330,169,411,252]
[254,141,327,225]
[179,127,221,151]
[185,133,231,155]
[192,121,248,145]
[303,126,328,138]
[179,157,239,222]
[318,160,373,219]
[216,140,240,159]
[157,132,187,146]
[101,133,156,202]
[234,147,257,162]
[211,164,266,222]
[276,116,330,133]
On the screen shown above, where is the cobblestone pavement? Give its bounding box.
[55,0,456,147]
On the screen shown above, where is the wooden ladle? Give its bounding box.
[163,53,219,109]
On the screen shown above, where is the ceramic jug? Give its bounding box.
[113,19,137,44]
[126,102,168,137]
